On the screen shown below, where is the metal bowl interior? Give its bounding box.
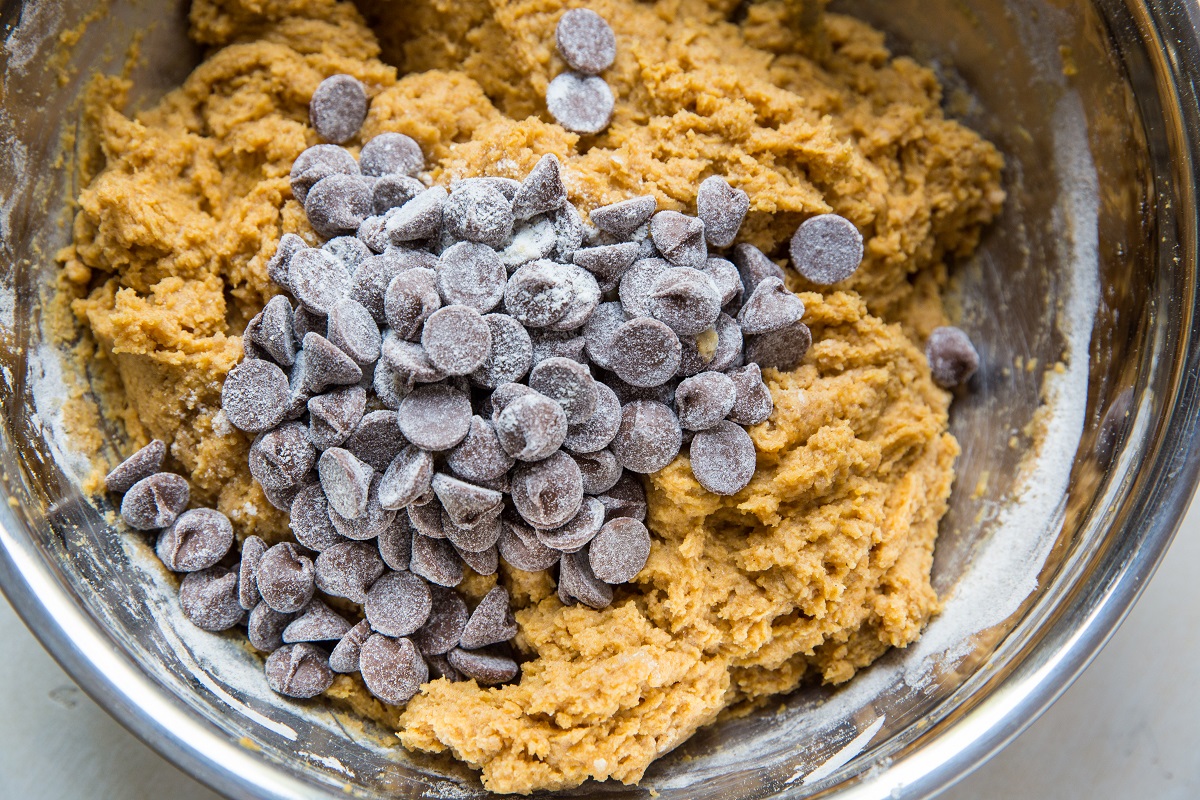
[1,0,1197,798]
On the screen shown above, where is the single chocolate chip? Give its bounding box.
[563,381,621,454]
[458,586,518,650]
[307,386,367,450]
[437,242,508,313]
[696,176,749,248]
[558,549,613,608]
[499,216,558,270]
[591,196,656,236]
[573,449,623,495]
[222,359,289,433]
[679,313,743,376]
[737,276,805,335]
[360,634,428,704]
[351,251,412,323]
[329,619,372,673]
[324,236,372,275]
[647,267,722,336]
[361,132,423,177]
[257,542,316,614]
[455,543,499,575]
[511,451,583,529]
[790,213,864,285]
[443,511,502,554]
[446,416,515,482]
[385,186,447,244]
[385,268,440,340]
[690,420,756,495]
[512,154,568,221]
[302,332,364,393]
[611,400,682,474]
[554,204,587,263]
[326,298,382,365]
[650,211,707,268]
[105,439,166,494]
[547,72,614,135]
[328,477,396,540]
[581,301,625,370]
[470,314,533,388]
[289,484,345,552]
[381,334,445,388]
[180,567,244,631]
[432,473,504,530]
[364,570,432,637]
[251,295,299,367]
[358,214,391,252]
[443,184,514,249]
[618,258,671,319]
[378,514,414,571]
[926,326,980,388]
[676,371,737,431]
[397,384,472,451]
[410,533,464,587]
[504,259,573,328]
[530,330,586,364]
[556,8,617,74]
[120,473,190,531]
[407,500,445,538]
[702,257,743,307]
[283,598,353,643]
[318,447,374,521]
[267,233,308,291]
[745,320,812,371]
[447,646,519,685]
[310,74,368,143]
[537,495,604,552]
[248,423,316,515]
[379,445,436,510]
[573,242,640,285]
[291,145,359,205]
[156,508,234,573]
[498,520,561,571]
[372,357,411,410]
[608,318,682,388]
[266,642,334,699]
[725,363,773,425]
[238,536,268,611]
[488,382,538,421]
[373,175,426,216]
[306,173,372,238]
[588,517,651,584]
[248,603,295,652]
[412,586,470,655]
[293,305,327,343]
[495,393,568,462]
[731,242,786,297]
[342,410,406,472]
[421,305,493,376]
[529,357,598,424]
[595,472,647,521]
[546,264,601,332]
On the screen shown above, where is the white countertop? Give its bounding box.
[3,499,1199,800]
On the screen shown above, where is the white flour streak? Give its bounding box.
[791,716,886,785]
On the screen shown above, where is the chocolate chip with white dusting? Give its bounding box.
[306,173,372,239]
[443,183,514,249]
[737,276,805,335]
[373,175,425,215]
[458,586,518,650]
[498,520,561,572]
[252,295,299,367]
[744,320,812,371]
[314,541,385,603]
[344,410,407,472]
[329,619,372,673]
[326,297,382,365]
[511,450,583,529]
[447,416,515,482]
[650,211,707,268]
[702,257,743,307]
[591,196,656,236]
[529,357,597,424]
[725,363,773,425]
[121,473,190,531]
[385,268,440,340]
[696,176,749,249]
[283,598,353,643]
[556,8,617,74]
[221,359,289,433]
[386,186,447,243]
[447,647,518,685]
[790,213,864,285]
[610,400,682,474]
[437,242,508,313]
[266,642,334,699]
[537,495,604,552]
[456,542,499,575]
[290,145,359,205]
[364,570,432,637]
[289,484,345,552]
[105,439,166,494]
[731,243,786,295]
[470,313,533,388]
[573,449,623,495]
[546,265,600,332]
[257,542,316,614]
[310,74,368,144]
[596,472,647,521]
[397,384,473,451]
[588,517,651,584]
[558,550,613,609]
[647,267,722,336]
[379,445,436,510]
[495,392,568,461]
[303,333,365,395]
[308,386,367,450]
[410,586,470,656]
[925,326,980,388]
[378,515,414,571]
[381,334,444,388]
[618,258,670,319]
[582,301,625,370]
[432,473,504,530]
[422,305,493,376]
[547,72,614,135]
[360,635,429,704]
[410,533,464,587]
[512,154,568,221]
[563,380,621,454]
[532,330,586,365]
[156,508,234,573]
[238,536,268,611]
[690,420,756,495]
[441,511,501,555]
[675,371,737,431]
[608,318,682,388]
[248,603,294,652]
[324,236,372,274]
[679,313,742,376]
[318,447,374,520]
[573,242,640,284]
[180,567,244,631]
[361,132,423,177]
[504,259,574,328]
[351,251,409,323]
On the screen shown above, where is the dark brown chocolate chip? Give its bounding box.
[731,243,786,296]
[610,400,682,474]
[744,320,812,371]
[329,619,372,673]
[301,332,364,393]
[447,417,515,482]
[512,154,568,221]
[397,384,473,451]
[105,439,166,494]
[306,173,372,238]
[679,313,743,376]
[327,297,382,365]
[498,520,561,572]
[257,542,316,614]
[251,295,298,367]
[385,267,440,340]
[536,495,604,552]
[455,543,498,575]
[447,647,519,685]
[790,213,864,285]
[618,257,670,319]
[675,371,737,431]
[318,447,374,520]
[308,386,367,450]
[595,472,647,522]
[381,334,444,388]
[432,473,504,530]
[248,603,295,652]
[588,517,651,584]
[387,186,447,243]
[495,392,568,461]
[547,72,614,135]
[360,132,423,177]
[573,242,640,284]
[511,450,583,529]
[373,175,426,215]
[459,586,518,650]
[531,330,586,364]
[290,145,359,205]
[608,318,682,388]
[563,381,621,454]
[324,236,372,274]
[650,211,707,268]
[443,184,514,249]
[379,445,436,510]
[690,420,756,495]
[156,508,234,573]
[283,598,353,643]
[504,259,573,328]
[696,176,749,249]
[591,196,656,236]
[344,410,407,472]
[925,326,980,388]
[726,363,773,425]
[378,514,414,571]
[556,8,617,74]
[410,533,464,587]
[310,74,367,143]
[421,305,493,376]
[222,359,289,433]
[360,634,429,704]
[529,357,597,424]
[572,449,623,495]
[364,570,432,637]
[180,567,244,631]
[581,301,625,370]
[558,549,613,609]
[120,473,190,531]
[315,541,385,603]
[471,314,533,388]
[290,484,347,552]
[266,642,334,699]
[238,535,268,611]
[412,586,470,656]
[647,267,722,336]
[737,276,805,335]
[248,422,316,510]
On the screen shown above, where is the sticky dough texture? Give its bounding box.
[57,0,1003,793]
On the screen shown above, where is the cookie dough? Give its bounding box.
[57,0,1003,793]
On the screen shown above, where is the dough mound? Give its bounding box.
[58,0,1003,793]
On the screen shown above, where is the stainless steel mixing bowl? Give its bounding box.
[1,0,1198,797]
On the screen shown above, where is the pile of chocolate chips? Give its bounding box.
[547,9,617,134]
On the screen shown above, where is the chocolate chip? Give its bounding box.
[381,334,444,387]
[358,213,390,252]
[456,176,521,199]
[384,267,440,340]
[591,196,656,236]
[696,176,749,249]
[573,242,640,286]
[317,447,374,521]
[537,495,604,552]
[237,536,268,611]
[306,173,372,238]
[432,473,504,530]
[488,382,537,420]
[248,603,295,652]
[289,484,346,552]
[504,259,573,328]
[372,357,410,410]
[284,598,353,643]
[581,301,625,370]
[675,371,737,431]
[530,330,586,364]
[246,424,314,514]
[731,243,786,297]
[689,420,756,495]
[364,570,432,637]
[121,473,190,531]
[360,634,429,704]
[455,586,515,650]
[266,642,334,699]
[313,542,383,603]
[447,647,518,685]
[180,567,244,631]
[618,257,670,319]
[436,242,508,313]
[329,619,372,673]
[373,175,426,215]
[455,543,499,575]
[546,264,600,332]
[410,533,464,587]
[351,251,410,323]
[343,410,406,472]
[744,320,812,370]
[512,154,568,221]
[595,472,647,521]
[386,186,447,243]
[421,305,493,376]
[926,326,980,388]
[397,384,472,451]
[156,508,234,573]
[408,586,469,656]
[790,213,863,285]
[702,257,743,307]
[293,304,327,342]
[499,216,558,270]
[547,72,614,135]
[588,517,651,584]
[379,445,436,510]
[307,386,367,450]
[556,8,617,74]
[257,542,316,614]
[105,439,166,494]
[378,514,414,571]
[511,450,583,529]
[573,449,623,495]
[647,267,722,335]
[328,477,396,539]
[470,314,533,388]
[604,371,677,407]
[324,236,372,274]
[290,145,359,205]
[498,520,561,572]
[326,298,382,365]
[495,392,568,462]
[737,276,804,335]
[726,363,773,425]
[302,332,364,393]
[678,314,743,376]
[608,318,682,388]
[611,400,682,474]
[529,357,597,424]
[310,74,368,143]
[443,510,503,554]
[446,416,515,482]
[250,295,299,367]
[650,211,707,268]
[558,550,613,609]
[563,381,621,454]
[443,184,514,249]
[222,359,289,433]
[361,132,423,177]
